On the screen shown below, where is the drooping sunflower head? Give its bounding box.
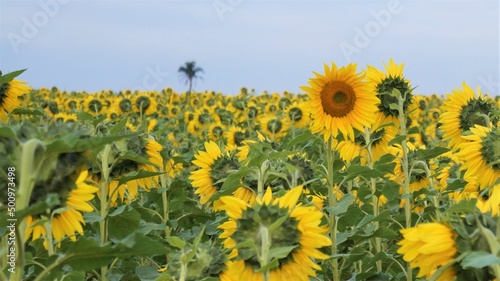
[300,62,379,141]
[218,186,331,281]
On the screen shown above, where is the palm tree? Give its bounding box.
[178,61,203,93]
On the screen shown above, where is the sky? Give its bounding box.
[0,0,499,97]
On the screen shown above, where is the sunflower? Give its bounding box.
[285,101,310,129]
[134,93,157,116]
[85,95,105,116]
[337,124,396,165]
[473,184,500,216]
[208,121,226,142]
[397,222,457,280]
[439,82,499,151]
[0,77,31,121]
[260,115,289,142]
[103,138,163,204]
[25,169,98,248]
[300,62,379,141]
[365,59,413,129]
[458,125,500,190]
[116,96,134,114]
[189,141,255,210]
[225,126,247,152]
[218,186,331,281]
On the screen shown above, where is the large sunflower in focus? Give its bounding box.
[218,186,331,281]
[439,82,499,151]
[300,62,379,141]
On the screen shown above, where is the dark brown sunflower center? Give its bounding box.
[320,81,356,118]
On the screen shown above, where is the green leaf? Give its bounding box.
[256,259,279,273]
[445,199,478,214]
[284,129,315,149]
[83,212,103,223]
[416,147,449,161]
[381,180,400,201]
[11,108,45,116]
[268,215,289,232]
[108,205,141,240]
[0,69,27,84]
[116,170,164,186]
[42,234,168,279]
[109,116,129,135]
[461,251,500,269]
[325,194,354,216]
[45,134,136,154]
[136,266,161,281]
[268,245,298,260]
[0,126,16,138]
[209,166,253,202]
[166,236,186,249]
[347,165,385,181]
[388,135,407,146]
[7,194,60,226]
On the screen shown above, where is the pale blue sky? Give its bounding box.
[1,0,499,96]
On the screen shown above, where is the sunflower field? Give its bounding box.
[0,60,499,281]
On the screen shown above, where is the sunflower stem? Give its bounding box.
[326,137,340,281]
[99,144,112,281]
[397,94,413,281]
[11,139,46,281]
[258,226,271,281]
[257,160,269,200]
[364,127,382,273]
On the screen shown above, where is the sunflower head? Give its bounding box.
[218,186,331,280]
[301,62,379,141]
[397,222,458,279]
